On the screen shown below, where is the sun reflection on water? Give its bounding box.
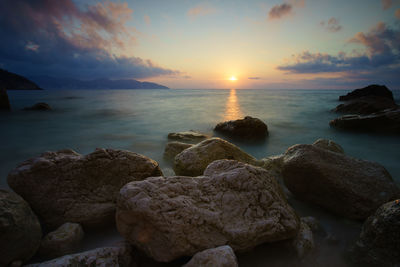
[224,89,243,121]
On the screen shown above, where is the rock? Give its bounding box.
[329,108,400,134]
[312,138,344,154]
[27,242,133,267]
[0,88,11,110]
[167,131,209,142]
[339,84,394,101]
[23,102,52,111]
[260,155,284,179]
[0,189,42,266]
[214,116,268,140]
[301,216,323,233]
[163,141,193,160]
[333,96,397,115]
[116,160,299,262]
[173,137,259,176]
[351,199,400,267]
[8,148,162,229]
[281,144,400,220]
[325,233,340,245]
[0,69,42,90]
[292,221,314,258]
[183,245,238,267]
[38,223,84,259]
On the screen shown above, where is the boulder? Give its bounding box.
[300,216,323,234]
[174,137,259,176]
[27,242,133,267]
[333,96,397,115]
[351,199,400,267]
[281,144,399,220]
[38,223,84,259]
[167,131,208,142]
[0,88,11,110]
[260,155,284,179]
[8,148,162,229]
[291,220,314,258]
[312,138,344,154]
[163,141,192,160]
[214,116,268,140]
[329,108,400,134]
[23,102,52,111]
[183,246,238,267]
[338,84,394,101]
[117,160,299,262]
[0,189,42,266]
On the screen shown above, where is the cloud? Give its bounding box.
[268,3,292,20]
[187,5,215,19]
[0,0,178,80]
[144,15,151,25]
[277,22,400,84]
[382,0,392,10]
[248,77,261,80]
[320,17,342,32]
[396,8,400,19]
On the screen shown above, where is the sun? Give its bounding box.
[229,76,237,81]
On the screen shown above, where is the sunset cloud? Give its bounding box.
[187,5,215,19]
[396,8,400,19]
[268,3,293,20]
[320,17,342,32]
[0,0,178,79]
[382,0,392,10]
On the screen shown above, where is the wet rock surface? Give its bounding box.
[117,160,299,262]
[167,131,209,142]
[163,141,193,160]
[214,116,268,140]
[312,138,344,154]
[0,189,42,266]
[8,148,162,229]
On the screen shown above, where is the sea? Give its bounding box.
[1,88,399,266]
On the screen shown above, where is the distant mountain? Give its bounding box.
[0,69,42,90]
[30,76,169,90]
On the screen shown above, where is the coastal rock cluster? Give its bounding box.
[2,102,400,265]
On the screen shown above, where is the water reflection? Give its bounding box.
[224,89,243,121]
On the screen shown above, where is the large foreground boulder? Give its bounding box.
[174,137,259,176]
[38,222,84,259]
[27,243,133,267]
[330,108,400,134]
[0,88,11,110]
[281,144,399,220]
[117,160,299,262]
[8,148,162,229]
[351,200,400,267]
[0,189,42,266]
[183,246,238,267]
[338,84,394,101]
[214,116,268,140]
[167,131,208,142]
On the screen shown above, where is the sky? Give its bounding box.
[0,0,399,89]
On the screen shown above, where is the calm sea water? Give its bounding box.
[1,88,399,266]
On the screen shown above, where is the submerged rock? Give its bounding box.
[23,102,52,111]
[27,242,133,267]
[312,138,344,154]
[281,144,399,220]
[117,160,299,262]
[291,220,314,258]
[338,84,394,101]
[183,245,238,267]
[0,88,11,110]
[163,141,193,160]
[173,137,259,176]
[214,116,268,140]
[8,148,162,229]
[351,199,400,267]
[167,130,209,142]
[330,108,400,134]
[333,96,397,115]
[38,222,84,259]
[0,189,42,266]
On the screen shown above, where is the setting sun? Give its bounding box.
[229,76,237,81]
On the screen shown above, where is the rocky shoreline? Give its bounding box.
[1,86,400,267]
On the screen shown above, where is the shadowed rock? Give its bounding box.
[0,88,11,110]
[312,138,344,154]
[173,137,259,176]
[214,116,268,140]
[23,102,52,111]
[163,141,193,160]
[0,189,42,266]
[351,200,400,267]
[281,144,399,220]
[8,148,162,229]
[183,246,238,267]
[338,84,394,101]
[333,96,397,115]
[117,160,299,262]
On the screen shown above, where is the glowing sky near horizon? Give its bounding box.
[0,0,399,89]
